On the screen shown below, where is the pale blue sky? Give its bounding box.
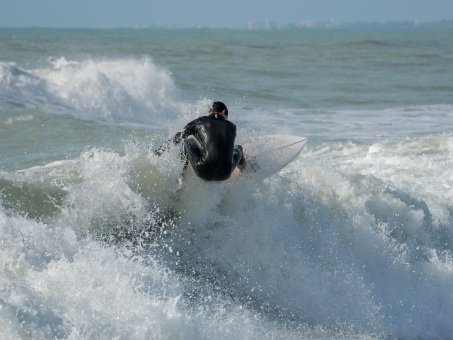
[1,0,452,28]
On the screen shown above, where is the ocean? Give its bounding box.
[1,27,453,339]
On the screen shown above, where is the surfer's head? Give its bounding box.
[210,101,228,118]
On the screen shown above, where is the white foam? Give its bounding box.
[1,129,452,338]
[277,105,453,143]
[1,58,189,126]
[294,134,453,336]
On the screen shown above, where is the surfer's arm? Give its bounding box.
[153,132,183,156]
[153,121,197,156]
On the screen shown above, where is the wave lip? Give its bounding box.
[1,57,185,125]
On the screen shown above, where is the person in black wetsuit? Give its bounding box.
[155,101,246,181]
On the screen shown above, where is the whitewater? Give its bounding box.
[1,28,453,339]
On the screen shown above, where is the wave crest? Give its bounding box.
[1,58,185,125]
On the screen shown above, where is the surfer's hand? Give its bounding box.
[173,132,183,144]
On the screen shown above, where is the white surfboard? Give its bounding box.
[235,135,308,179]
[176,134,308,200]
[176,135,307,216]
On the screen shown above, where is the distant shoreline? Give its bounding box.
[1,19,453,30]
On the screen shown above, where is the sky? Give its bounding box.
[1,0,453,28]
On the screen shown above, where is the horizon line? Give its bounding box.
[1,19,453,30]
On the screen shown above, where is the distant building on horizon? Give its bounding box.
[247,20,278,30]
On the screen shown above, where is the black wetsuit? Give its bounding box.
[157,114,245,181]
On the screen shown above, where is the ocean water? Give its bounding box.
[1,27,453,339]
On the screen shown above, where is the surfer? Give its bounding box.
[155,101,246,181]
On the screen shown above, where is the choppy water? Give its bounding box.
[1,28,453,339]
